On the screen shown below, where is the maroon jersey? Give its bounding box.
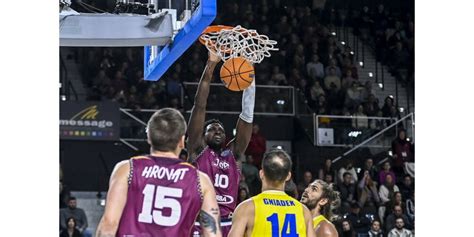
[117,156,202,237]
[193,146,240,218]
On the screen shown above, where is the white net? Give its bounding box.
[200,25,278,64]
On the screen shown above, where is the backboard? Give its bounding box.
[144,0,217,81]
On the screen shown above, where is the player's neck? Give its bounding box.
[261,183,285,192]
[311,207,322,218]
[150,149,179,158]
[208,145,223,153]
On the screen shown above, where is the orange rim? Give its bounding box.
[199,25,234,45]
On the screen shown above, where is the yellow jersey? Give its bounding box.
[251,190,307,237]
[312,215,328,229]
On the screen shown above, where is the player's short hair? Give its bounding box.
[68,196,76,202]
[343,172,352,178]
[262,149,292,184]
[147,108,186,152]
[203,119,225,133]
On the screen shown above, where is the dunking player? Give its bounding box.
[228,149,315,237]
[300,179,339,237]
[95,108,222,237]
[187,52,254,237]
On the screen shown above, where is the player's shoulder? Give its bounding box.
[317,220,337,235]
[235,198,255,215]
[130,155,150,160]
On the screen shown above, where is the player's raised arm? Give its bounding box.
[96,160,130,237]
[198,171,223,237]
[303,205,317,237]
[229,79,255,159]
[187,52,220,162]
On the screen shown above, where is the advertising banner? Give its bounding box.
[60,101,120,141]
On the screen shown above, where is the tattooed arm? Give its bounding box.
[198,171,222,237]
[96,160,130,237]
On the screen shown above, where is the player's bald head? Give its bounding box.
[262,149,292,184]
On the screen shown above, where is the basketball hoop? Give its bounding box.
[199,25,278,64]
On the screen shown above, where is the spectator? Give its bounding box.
[111,70,128,93]
[406,192,415,222]
[318,158,335,180]
[59,181,71,209]
[381,96,395,118]
[345,81,363,109]
[60,217,82,237]
[338,172,357,213]
[60,197,91,237]
[315,94,328,114]
[363,158,379,184]
[306,54,325,80]
[378,175,400,224]
[324,173,335,185]
[284,178,299,199]
[400,175,414,200]
[325,59,342,78]
[270,66,288,85]
[357,170,380,215]
[361,81,376,101]
[245,124,267,170]
[141,87,157,109]
[341,57,358,79]
[309,81,326,105]
[391,129,414,177]
[352,104,369,129]
[387,217,413,237]
[341,69,356,90]
[345,203,371,236]
[241,155,261,196]
[378,161,396,186]
[390,42,410,71]
[364,94,380,117]
[390,191,405,212]
[368,219,383,237]
[297,171,313,196]
[340,219,357,237]
[338,160,358,184]
[323,67,341,91]
[237,187,250,205]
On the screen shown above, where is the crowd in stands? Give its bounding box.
[63,1,415,236]
[72,0,412,122]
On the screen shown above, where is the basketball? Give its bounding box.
[220,57,255,91]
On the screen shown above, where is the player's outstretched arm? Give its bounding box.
[96,160,130,237]
[187,52,220,162]
[198,171,223,237]
[303,205,317,237]
[229,79,255,159]
[228,199,254,237]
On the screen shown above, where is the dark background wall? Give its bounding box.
[61,114,295,191]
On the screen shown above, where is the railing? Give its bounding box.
[118,108,154,151]
[332,113,415,163]
[181,82,295,116]
[314,114,398,148]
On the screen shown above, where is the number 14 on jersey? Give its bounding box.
[266,213,299,237]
